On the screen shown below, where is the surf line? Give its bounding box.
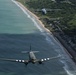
[11,0,44,32]
[11,0,56,44]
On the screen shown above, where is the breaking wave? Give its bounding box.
[11,0,44,32]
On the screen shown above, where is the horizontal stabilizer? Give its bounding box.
[22,51,39,53]
[32,51,39,53]
[22,51,29,53]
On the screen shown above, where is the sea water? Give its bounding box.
[0,0,76,75]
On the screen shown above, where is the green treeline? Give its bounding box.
[17,0,76,42]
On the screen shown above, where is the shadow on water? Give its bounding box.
[0,33,65,75]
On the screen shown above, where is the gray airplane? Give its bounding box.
[0,46,61,65]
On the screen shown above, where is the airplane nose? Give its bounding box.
[32,60,36,64]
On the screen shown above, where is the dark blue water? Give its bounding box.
[0,0,76,75]
[0,33,63,75]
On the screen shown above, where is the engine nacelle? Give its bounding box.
[38,61,43,64]
[24,62,28,65]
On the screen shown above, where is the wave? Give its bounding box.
[11,1,76,75]
[60,59,76,75]
[11,0,44,32]
[45,35,55,45]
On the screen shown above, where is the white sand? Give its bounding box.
[15,0,51,33]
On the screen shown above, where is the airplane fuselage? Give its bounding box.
[0,48,60,65]
[29,51,37,64]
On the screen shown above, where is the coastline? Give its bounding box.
[15,1,51,33]
[14,0,76,63]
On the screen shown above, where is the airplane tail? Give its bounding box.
[22,51,39,53]
[22,51,29,53]
[22,45,39,53]
[32,51,39,53]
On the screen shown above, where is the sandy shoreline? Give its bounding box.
[16,1,51,33]
[14,0,76,67]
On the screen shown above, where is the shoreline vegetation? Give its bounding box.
[16,0,76,62]
[15,0,51,33]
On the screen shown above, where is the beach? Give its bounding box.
[0,0,76,75]
[14,0,51,33]
[14,0,76,64]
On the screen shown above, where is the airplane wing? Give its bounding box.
[0,58,29,64]
[38,55,61,64]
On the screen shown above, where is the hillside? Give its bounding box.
[17,0,76,47]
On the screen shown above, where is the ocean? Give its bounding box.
[0,0,76,75]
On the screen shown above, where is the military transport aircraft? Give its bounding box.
[0,46,61,65]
